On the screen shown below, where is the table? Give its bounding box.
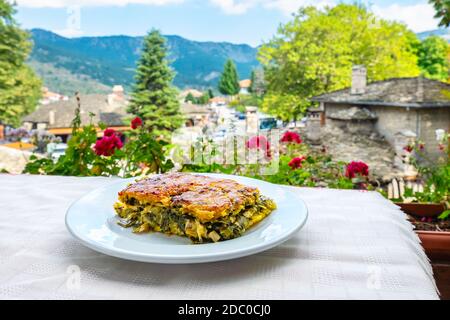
[0,174,439,299]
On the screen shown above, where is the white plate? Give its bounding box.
[65,173,308,264]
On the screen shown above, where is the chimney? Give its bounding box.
[351,65,367,95]
[49,110,55,126]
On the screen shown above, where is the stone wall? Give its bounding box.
[418,108,450,160]
[324,103,450,160]
[369,106,417,145]
[0,146,34,174]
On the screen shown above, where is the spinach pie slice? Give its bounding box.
[113,173,276,243]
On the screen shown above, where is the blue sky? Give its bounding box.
[15,0,442,46]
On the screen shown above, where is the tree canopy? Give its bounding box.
[218,59,240,95]
[258,3,420,121]
[128,29,182,137]
[0,0,41,126]
[417,35,449,81]
[249,68,266,96]
[429,0,450,27]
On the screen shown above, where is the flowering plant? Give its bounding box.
[179,130,362,190]
[131,116,143,130]
[23,100,172,177]
[255,140,357,189]
[281,131,302,144]
[120,116,174,175]
[396,131,449,212]
[94,128,123,157]
[288,156,305,170]
[246,135,272,159]
[5,127,30,142]
[345,161,369,179]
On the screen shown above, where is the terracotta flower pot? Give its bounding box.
[395,202,446,218]
[417,231,450,260]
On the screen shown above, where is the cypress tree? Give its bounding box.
[218,59,240,96]
[128,29,182,137]
[249,70,255,93]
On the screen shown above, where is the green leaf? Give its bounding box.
[438,210,450,221]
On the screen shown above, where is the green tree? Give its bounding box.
[197,92,211,105]
[208,88,214,98]
[250,68,266,96]
[429,0,450,27]
[218,59,240,95]
[185,92,196,103]
[0,0,41,126]
[249,70,255,94]
[128,29,182,137]
[417,36,449,81]
[258,3,420,121]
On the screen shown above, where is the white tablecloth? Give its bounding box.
[0,174,439,300]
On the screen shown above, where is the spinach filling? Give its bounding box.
[115,197,276,243]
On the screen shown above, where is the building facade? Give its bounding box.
[22,87,129,142]
[312,69,450,160]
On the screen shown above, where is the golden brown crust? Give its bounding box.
[118,173,259,222]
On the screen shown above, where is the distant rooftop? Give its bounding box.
[180,103,210,115]
[312,77,450,108]
[23,94,128,129]
[239,79,251,89]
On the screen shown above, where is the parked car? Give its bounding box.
[235,112,246,120]
[259,117,278,131]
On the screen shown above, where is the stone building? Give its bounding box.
[22,88,129,142]
[180,103,211,128]
[311,67,450,161]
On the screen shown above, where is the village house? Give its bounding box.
[40,87,69,105]
[180,102,211,128]
[239,79,252,95]
[22,86,129,142]
[311,66,450,161]
[209,96,227,107]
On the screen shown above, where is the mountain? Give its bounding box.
[417,29,450,42]
[28,29,259,95]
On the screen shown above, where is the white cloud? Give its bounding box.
[209,1,440,32]
[209,0,258,15]
[208,0,334,16]
[16,0,184,8]
[263,0,334,16]
[372,3,439,32]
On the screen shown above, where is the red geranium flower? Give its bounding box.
[345,161,369,179]
[94,129,123,156]
[418,143,425,151]
[403,145,413,153]
[288,157,305,170]
[247,136,270,150]
[131,116,143,129]
[103,128,116,137]
[281,131,302,144]
[246,135,271,159]
[438,144,445,151]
